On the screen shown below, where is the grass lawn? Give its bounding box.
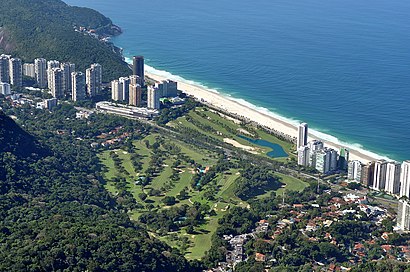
[173,107,296,161]
[256,172,308,199]
[185,212,225,260]
[171,139,217,166]
[97,122,301,260]
[200,108,242,131]
[150,159,173,190]
[216,170,242,203]
[99,151,118,180]
[167,170,195,197]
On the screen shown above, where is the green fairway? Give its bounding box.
[167,170,195,197]
[171,107,294,161]
[217,170,242,203]
[185,212,225,260]
[256,172,308,199]
[98,111,300,260]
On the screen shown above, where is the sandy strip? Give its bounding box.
[147,72,379,163]
[223,138,257,154]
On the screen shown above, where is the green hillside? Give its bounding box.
[0,110,196,271]
[0,112,47,157]
[0,0,130,81]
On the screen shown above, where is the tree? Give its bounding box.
[177,188,189,200]
[138,192,147,201]
[162,196,176,206]
[347,182,361,190]
[186,225,195,234]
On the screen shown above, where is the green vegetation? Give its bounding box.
[0,0,130,81]
[0,111,196,271]
[98,126,306,260]
[2,89,408,271]
[169,107,295,159]
[234,165,282,200]
[271,172,309,197]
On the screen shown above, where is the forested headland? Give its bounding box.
[0,0,130,81]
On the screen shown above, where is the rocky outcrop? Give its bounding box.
[0,27,16,53]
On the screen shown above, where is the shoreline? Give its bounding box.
[145,69,386,164]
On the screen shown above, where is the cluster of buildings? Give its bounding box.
[210,190,408,272]
[347,156,410,232]
[110,55,179,110]
[111,75,143,106]
[297,123,349,174]
[0,54,23,95]
[213,220,271,271]
[2,54,184,121]
[27,58,102,101]
[296,122,410,231]
[1,54,103,102]
[348,160,410,197]
[111,56,145,106]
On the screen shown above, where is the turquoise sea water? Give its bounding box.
[66,0,410,161]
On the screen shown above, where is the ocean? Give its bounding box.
[65,0,410,162]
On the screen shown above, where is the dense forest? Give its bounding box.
[0,0,130,81]
[0,111,198,271]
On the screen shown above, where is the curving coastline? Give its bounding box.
[142,64,388,164]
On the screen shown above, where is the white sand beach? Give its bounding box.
[146,72,381,164]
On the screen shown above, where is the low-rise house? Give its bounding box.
[255,253,266,262]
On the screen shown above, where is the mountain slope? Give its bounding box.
[0,0,130,81]
[0,111,196,271]
[0,112,47,157]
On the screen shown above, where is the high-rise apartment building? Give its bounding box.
[155,80,178,97]
[132,56,144,86]
[9,58,22,87]
[147,86,161,109]
[307,140,324,168]
[297,145,310,166]
[329,149,338,171]
[47,60,60,89]
[385,161,401,195]
[71,72,86,101]
[86,63,102,97]
[373,160,388,191]
[308,140,324,152]
[361,162,375,187]
[0,54,10,83]
[348,160,362,182]
[315,149,331,174]
[119,77,130,102]
[34,58,47,88]
[61,63,75,96]
[397,200,410,231]
[45,98,58,110]
[0,82,11,95]
[23,63,36,78]
[130,75,142,86]
[297,123,308,148]
[314,148,338,174]
[129,84,142,107]
[50,68,64,99]
[400,160,410,198]
[339,148,349,171]
[111,80,123,101]
[111,79,123,101]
